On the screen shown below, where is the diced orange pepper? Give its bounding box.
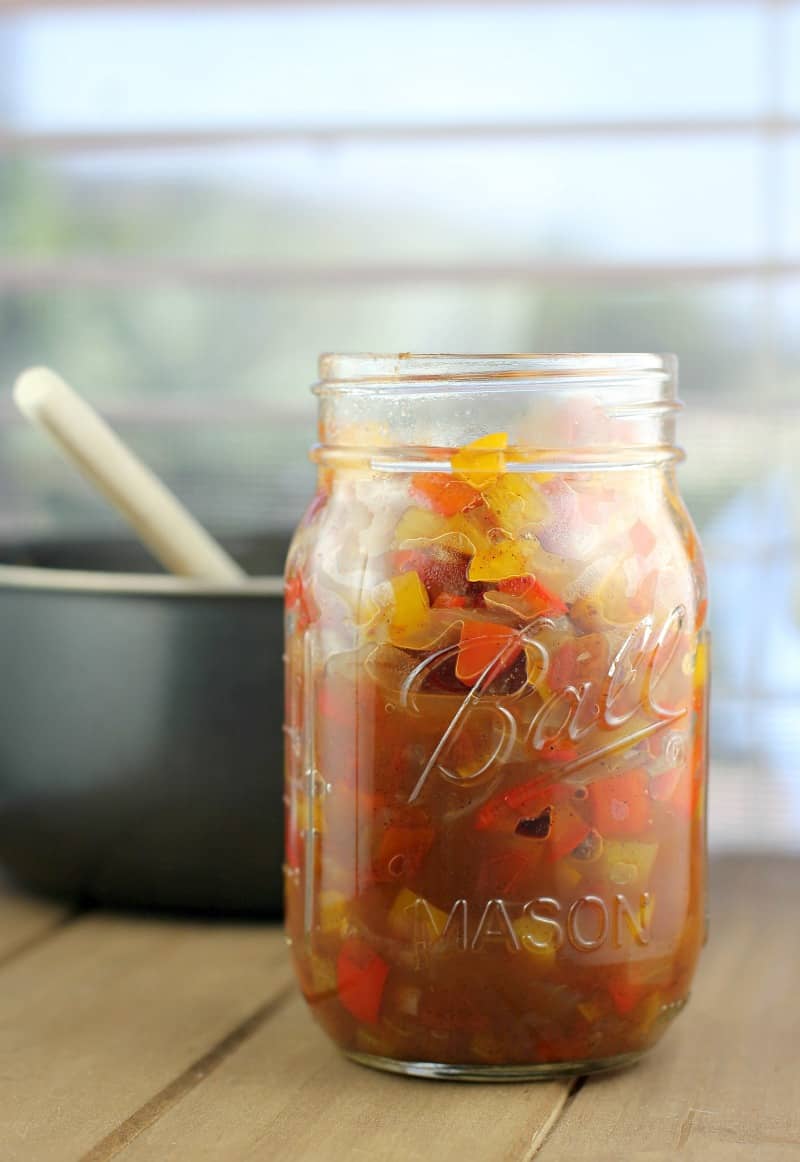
[455,620,522,686]
[588,768,651,837]
[373,823,435,883]
[411,472,480,516]
[337,938,389,1025]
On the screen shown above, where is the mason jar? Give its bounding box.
[284,353,709,1080]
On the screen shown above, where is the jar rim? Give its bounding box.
[316,352,675,392]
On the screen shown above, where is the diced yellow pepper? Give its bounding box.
[317,889,348,936]
[389,571,430,645]
[451,432,508,489]
[469,1031,509,1064]
[637,989,664,1036]
[693,637,709,690]
[393,507,452,546]
[512,913,558,969]
[604,840,659,887]
[571,568,643,630]
[388,887,448,940]
[467,539,528,582]
[483,474,548,535]
[294,793,324,834]
[309,955,337,995]
[577,998,605,1023]
[355,1025,399,1056]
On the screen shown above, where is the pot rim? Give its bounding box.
[0,564,284,597]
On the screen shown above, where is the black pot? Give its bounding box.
[0,537,288,916]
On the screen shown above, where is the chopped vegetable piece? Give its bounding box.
[451,432,508,489]
[389,570,430,643]
[604,840,659,886]
[432,592,468,609]
[337,938,389,1025]
[571,829,604,862]
[467,539,528,582]
[411,472,480,516]
[608,973,643,1016]
[629,520,657,558]
[455,620,522,686]
[318,890,349,935]
[577,998,605,1023]
[515,807,552,839]
[285,569,319,631]
[373,822,435,882]
[547,800,593,861]
[388,888,447,939]
[512,913,558,967]
[497,574,567,617]
[588,769,651,838]
[483,475,548,533]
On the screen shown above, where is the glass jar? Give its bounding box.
[284,353,709,1081]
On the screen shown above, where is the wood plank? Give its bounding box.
[0,914,293,1162]
[537,857,800,1160]
[0,877,71,964]
[111,991,573,1162]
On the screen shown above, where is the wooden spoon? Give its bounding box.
[14,366,245,584]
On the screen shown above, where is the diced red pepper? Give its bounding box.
[456,620,522,686]
[284,813,301,870]
[476,777,562,831]
[608,973,643,1016]
[337,938,389,1025]
[411,473,481,516]
[285,569,319,631]
[546,801,592,861]
[432,592,468,609]
[650,763,694,819]
[629,519,657,558]
[373,823,435,883]
[498,575,568,617]
[588,768,651,837]
[476,780,590,859]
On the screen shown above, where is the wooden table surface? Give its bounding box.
[1,856,797,1162]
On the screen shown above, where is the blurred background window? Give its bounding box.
[0,1,798,850]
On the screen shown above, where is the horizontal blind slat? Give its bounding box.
[1,119,800,154]
[0,258,798,289]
